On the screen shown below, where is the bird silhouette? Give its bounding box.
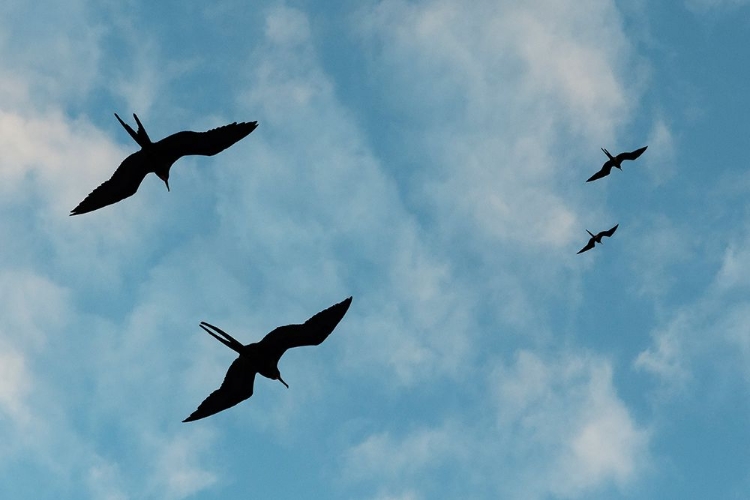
[585,146,647,182]
[577,224,619,254]
[70,113,258,215]
[183,296,353,422]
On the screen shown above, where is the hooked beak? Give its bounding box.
[165,179,170,192]
[278,375,289,389]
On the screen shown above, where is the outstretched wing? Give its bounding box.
[183,357,256,422]
[577,238,596,254]
[159,121,259,158]
[616,146,647,162]
[601,224,619,238]
[70,153,150,215]
[258,297,353,363]
[586,163,612,183]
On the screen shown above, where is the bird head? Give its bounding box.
[156,171,170,191]
[269,365,289,388]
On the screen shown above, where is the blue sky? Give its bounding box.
[0,0,749,498]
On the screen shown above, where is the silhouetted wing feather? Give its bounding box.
[615,146,647,162]
[258,297,353,362]
[183,357,256,422]
[586,164,612,183]
[70,153,150,215]
[577,238,596,254]
[159,121,258,158]
[600,224,619,238]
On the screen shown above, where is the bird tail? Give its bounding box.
[601,147,613,160]
[115,113,152,148]
[199,322,244,354]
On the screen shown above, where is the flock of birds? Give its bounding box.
[69,113,647,421]
[71,114,351,421]
[577,145,648,254]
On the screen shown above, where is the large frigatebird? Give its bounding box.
[183,297,353,422]
[586,146,647,182]
[70,113,258,215]
[577,224,619,254]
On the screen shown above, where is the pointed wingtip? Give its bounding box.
[182,411,200,423]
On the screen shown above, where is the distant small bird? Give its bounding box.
[586,146,647,182]
[183,297,353,422]
[577,224,619,254]
[70,113,258,215]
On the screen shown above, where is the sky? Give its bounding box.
[0,0,749,498]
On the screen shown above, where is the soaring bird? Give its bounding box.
[70,113,258,215]
[586,146,647,182]
[183,297,353,422]
[577,224,619,254]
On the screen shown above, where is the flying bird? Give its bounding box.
[183,296,353,422]
[577,224,619,254]
[585,146,647,182]
[70,113,258,215]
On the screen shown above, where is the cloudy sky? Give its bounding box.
[1,0,749,498]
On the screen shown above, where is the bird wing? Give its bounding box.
[601,224,619,238]
[586,164,612,182]
[183,357,256,422]
[258,297,353,363]
[158,121,259,159]
[577,238,596,254]
[70,153,150,215]
[616,146,647,162]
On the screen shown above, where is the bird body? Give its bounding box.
[586,146,647,182]
[70,113,258,215]
[183,296,353,422]
[577,224,619,254]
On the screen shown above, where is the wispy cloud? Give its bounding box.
[343,349,650,499]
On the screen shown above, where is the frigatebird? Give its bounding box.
[577,224,618,254]
[183,296,353,422]
[70,113,258,215]
[586,146,647,182]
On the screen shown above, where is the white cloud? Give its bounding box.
[148,432,218,499]
[635,222,750,393]
[643,117,676,186]
[0,0,104,105]
[355,0,643,254]
[215,4,481,389]
[344,425,461,481]
[0,345,31,422]
[86,461,128,500]
[343,350,650,499]
[634,313,691,390]
[494,351,651,498]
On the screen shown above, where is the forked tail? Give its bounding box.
[199,322,244,354]
[115,113,152,148]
